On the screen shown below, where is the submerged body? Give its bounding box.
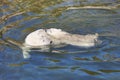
[23,28,101,58]
[25,28,99,47]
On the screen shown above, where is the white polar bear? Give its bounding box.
[22,28,101,58]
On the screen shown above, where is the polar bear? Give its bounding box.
[22,28,101,58]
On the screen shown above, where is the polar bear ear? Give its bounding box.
[49,28,62,31]
[95,33,98,37]
[57,28,62,31]
[46,28,63,34]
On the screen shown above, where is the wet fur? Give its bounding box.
[23,28,100,58]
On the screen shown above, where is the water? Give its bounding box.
[0,0,120,80]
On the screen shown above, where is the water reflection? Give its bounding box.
[0,0,120,80]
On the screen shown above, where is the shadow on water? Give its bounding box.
[0,0,120,80]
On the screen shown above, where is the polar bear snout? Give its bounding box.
[94,37,102,47]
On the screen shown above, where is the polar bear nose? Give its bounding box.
[94,39,98,46]
[94,38,102,46]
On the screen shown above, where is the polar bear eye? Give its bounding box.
[50,41,53,44]
[45,29,47,32]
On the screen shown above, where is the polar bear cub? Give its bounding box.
[23,28,100,58]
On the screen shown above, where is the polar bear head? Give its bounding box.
[25,29,51,46]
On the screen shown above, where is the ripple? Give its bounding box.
[8,62,28,67]
[99,69,120,73]
[38,66,68,70]
[80,69,101,75]
[44,58,61,63]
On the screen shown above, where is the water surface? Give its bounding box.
[0,0,120,80]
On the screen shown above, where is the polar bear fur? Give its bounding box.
[23,28,100,58]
